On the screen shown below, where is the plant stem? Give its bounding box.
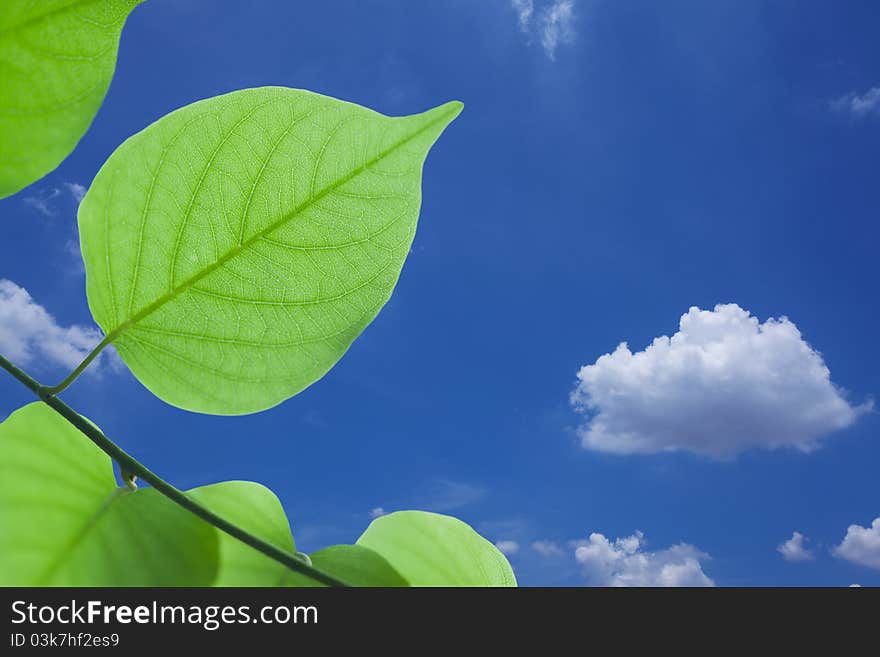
[44,334,113,395]
[0,353,348,588]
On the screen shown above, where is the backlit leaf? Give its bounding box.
[357,511,517,587]
[284,544,408,588]
[188,480,299,586]
[79,87,462,415]
[0,402,218,586]
[0,0,143,198]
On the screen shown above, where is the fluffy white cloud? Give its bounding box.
[831,87,880,120]
[510,0,575,60]
[532,540,566,557]
[833,517,880,570]
[575,530,714,587]
[570,304,867,458]
[369,507,387,519]
[495,540,520,555]
[0,279,107,373]
[778,531,814,562]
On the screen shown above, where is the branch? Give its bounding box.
[0,353,348,588]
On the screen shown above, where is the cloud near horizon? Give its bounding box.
[778,531,814,562]
[571,304,868,458]
[575,530,714,586]
[833,517,880,570]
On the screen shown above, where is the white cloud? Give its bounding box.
[532,540,566,557]
[833,517,880,570]
[510,0,533,31]
[570,303,868,458]
[778,531,814,562]
[540,1,576,60]
[64,182,87,204]
[23,182,86,217]
[0,279,107,373]
[369,507,387,519]
[495,540,520,555]
[510,0,575,60]
[575,530,714,587]
[831,87,880,120]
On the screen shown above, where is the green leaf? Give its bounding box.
[0,402,219,586]
[188,484,409,587]
[357,511,517,587]
[187,480,299,586]
[283,544,408,588]
[0,0,143,198]
[78,87,462,415]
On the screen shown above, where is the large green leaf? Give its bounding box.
[0,0,142,198]
[187,480,299,586]
[78,87,462,415]
[357,511,517,587]
[0,402,218,586]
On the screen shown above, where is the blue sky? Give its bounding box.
[1,0,879,585]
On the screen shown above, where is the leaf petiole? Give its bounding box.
[44,333,114,395]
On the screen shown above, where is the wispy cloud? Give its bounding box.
[532,540,566,557]
[511,0,534,32]
[369,507,387,519]
[423,478,487,512]
[778,531,814,562]
[831,86,880,120]
[540,1,576,60]
[571,304,869,458]
[510,0,577,60]
[23,182,86,217]
[495,540,520,555]
[0,279,113,375]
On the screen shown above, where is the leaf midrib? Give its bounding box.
[37,487,125,585]
[100,103,459,349]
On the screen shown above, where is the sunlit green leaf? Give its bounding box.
[283,544,408,588]
[79,87,462,415]
[357,511,517,587]
[0,0,143,198]
[0,402,218,586]
[188,480,299,586]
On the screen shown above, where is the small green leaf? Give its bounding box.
[357,511,517,587]
[283,544,408,588]
[79,87,462,415]
[0,0,143,198]
[0,402,218,586]
[187,480,299,586]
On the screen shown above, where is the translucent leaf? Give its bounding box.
[0,0,142,198]
[189,486,409,587]
[283,545,408,588]
[79,87,462,415]
[0,402,218,586]
[188,480,299,586]
[357,511,517,587]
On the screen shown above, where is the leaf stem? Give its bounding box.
[44,334,114,395]
[0,352,348,588]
